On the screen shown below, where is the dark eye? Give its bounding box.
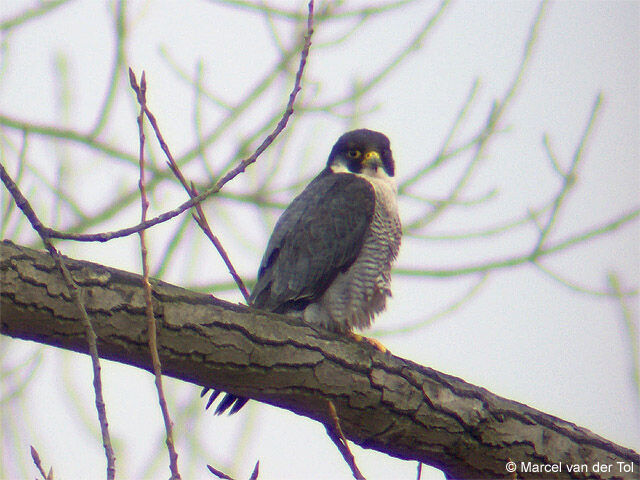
[347,150,361,159]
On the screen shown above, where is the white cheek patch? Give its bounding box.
[329,159,397,193]
[329,160,351,174]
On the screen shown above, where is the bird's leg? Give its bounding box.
[347,331,388,353]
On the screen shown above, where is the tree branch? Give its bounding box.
[1,240,638,480]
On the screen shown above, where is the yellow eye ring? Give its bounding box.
[347,149,361,159]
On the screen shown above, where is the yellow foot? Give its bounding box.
[347,332,388,353]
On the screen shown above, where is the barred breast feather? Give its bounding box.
[250,169,401,333]
[302,172,401,332]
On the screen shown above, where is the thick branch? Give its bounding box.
[1,240,638,479]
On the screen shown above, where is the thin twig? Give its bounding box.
[2,348,41,403]
[37,0,314,244]
[399,78,480,194]
[403,187,497,208]
[406,0,547,233]
[532,93,603,256]
[89,0,126,138]
[152,213,192,278]
[186,180,252,302]
[396,207,639,286]
[217,0,415,21]
[318,0,450,111]
[192,59,219,180]
[169,1,314,175]
[533,259,634,297]
[607,273,640,402]
[0,113,140,165]
[136,79,250,302]
[0,163,116,480]
[207,464,235,480]
[248,461,260,480]
[130,69,182,480]
[206,460,259,480]
[325,400,366,480]
[0,0,437,242]
[1,130,29,238]
[541,207,640,259]
[138,0,319,304]
[407,199,554,241]
[0,0,71,32]
[542,133,564,177]
[374,273,489,337]
[30,445,53,480]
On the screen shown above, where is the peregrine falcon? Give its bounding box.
[203,129,402,414]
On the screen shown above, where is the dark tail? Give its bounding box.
[201,387,249,415]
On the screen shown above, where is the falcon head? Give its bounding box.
[327,129,395,179]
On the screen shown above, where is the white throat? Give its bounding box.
[330,160,397,193]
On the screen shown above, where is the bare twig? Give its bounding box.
[533,260,628,297]
[1,0,71,32]
[399,78,480,194]
[152,214,192,278]
[132,0,319,304]
[216,0,415,21]
[0,163,116,479]
[136,81,250,302]
[318,0,450,111]
[130,69,182,480]
[1,131,29,239]
[406,0,547,233]
[325,400,366,480]
[185,179,252,302]
[607,273,640,401]
[0,0,441,244]
[204,0,314,197]
[542,132,564,177]
[375,273,489,337]
[406,199,554,241]
[30,445,54,480]
[2,348,41,403]
[89,0,126,138]
[0,113,139,165]
[248,461,260,480]
[403,187,497,209]
[206,460,259,480]
[396,207,639,284]
[207,464,235,480]
[191,59,219,180]
[33,0,314,244]
[532,93,603,256]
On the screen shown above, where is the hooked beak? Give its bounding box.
[362,150,381,169]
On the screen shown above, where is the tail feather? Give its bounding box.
[201,388,248,415]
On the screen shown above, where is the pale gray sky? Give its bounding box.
[1,1,638,479]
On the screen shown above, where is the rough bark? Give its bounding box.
[1,240,638,479]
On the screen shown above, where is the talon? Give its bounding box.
[348,332,388,353]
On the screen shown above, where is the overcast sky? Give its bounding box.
[1,1,638,479]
